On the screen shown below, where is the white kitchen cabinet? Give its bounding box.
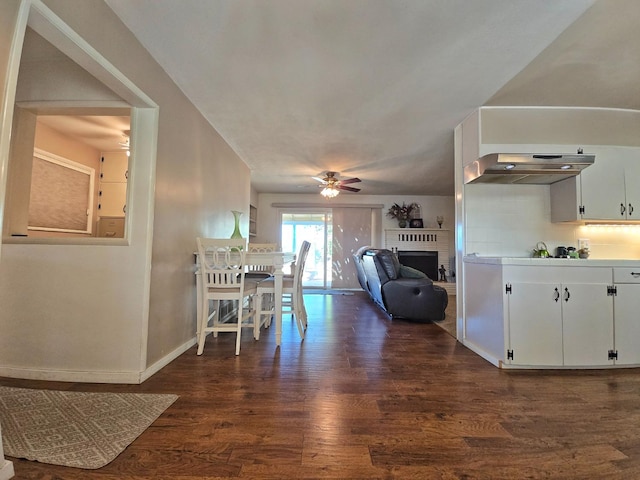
[623,159,640,219]
[613,268,640,365]
[613,284,640,365]
[98,183,127,217]
[561,282,614,366]
[504,266,613,367]
[506,280,613,367]
[551,148,640,221]
[100,151,128,182]
[506,282,563,366]
[463,258,640,369]
[98,151,128,236]
[97,216,125,238]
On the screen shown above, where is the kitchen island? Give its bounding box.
[463,255,640,369]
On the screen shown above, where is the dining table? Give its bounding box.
[194,249,296,347]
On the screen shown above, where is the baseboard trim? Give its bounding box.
[0,338,197,385]
[140,337,197,383]
[0,459,15,480]
[461,339,502,368]
[0,365,142,384]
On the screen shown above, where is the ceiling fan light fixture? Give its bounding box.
[321,185,339,198]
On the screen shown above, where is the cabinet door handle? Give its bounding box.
[554,287,560,302]
[564,287,570,302]
[631,272,640,277]
[629,203,634,216]
[621,203,626,216]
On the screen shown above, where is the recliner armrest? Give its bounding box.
[381,278,448,322]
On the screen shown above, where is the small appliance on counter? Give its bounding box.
[555,246,569,258]
[533,242,550,258]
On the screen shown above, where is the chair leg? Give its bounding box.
[234,300,242,355]
[299,290,308,330]
[254,294,262,340]
[197,299,210,355]
[211,300,220,337]
[292,291,306,340]
[292,295,304,340]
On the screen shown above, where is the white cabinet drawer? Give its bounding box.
[613,267,640,284]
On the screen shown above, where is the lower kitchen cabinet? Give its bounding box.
[506,277,614,367]
[463,258,640,369]
[561,283,614,366]
[507,282,563,366]
[614,284,640,365]
[613,268,640,365]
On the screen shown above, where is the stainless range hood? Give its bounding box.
[464,153,595,185]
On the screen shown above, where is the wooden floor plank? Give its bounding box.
[2,291,640,478]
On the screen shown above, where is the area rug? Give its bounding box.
[0,386,177,469]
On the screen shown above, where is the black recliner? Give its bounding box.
[353,247,448,322]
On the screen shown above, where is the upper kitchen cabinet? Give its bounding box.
[98,151,128,218]
[625,160,640,218]
[551,147,640,222]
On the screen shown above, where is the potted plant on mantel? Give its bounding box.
[387,202,418,228]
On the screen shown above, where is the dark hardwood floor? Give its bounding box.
[3,291,640,479]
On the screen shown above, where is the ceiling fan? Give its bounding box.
[313,171,361,197]
[118,130,131,156]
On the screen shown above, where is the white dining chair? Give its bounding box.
[254,240,310,340]
[246,243,278,280]
[196,237,258,355]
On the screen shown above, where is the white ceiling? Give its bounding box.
[95,0,639,196]
[36,114,131,152]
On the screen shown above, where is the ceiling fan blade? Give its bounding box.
[312,176,328,184]
[339,177,361,185]
[339,185,361,192]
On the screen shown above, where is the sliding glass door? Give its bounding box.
[281,211,332,289]
[280,206,378,290]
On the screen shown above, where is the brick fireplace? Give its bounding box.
[384,228,455,295]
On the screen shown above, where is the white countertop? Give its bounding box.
[463,255,640,267]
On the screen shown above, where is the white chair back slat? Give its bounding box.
[247,243,278,275]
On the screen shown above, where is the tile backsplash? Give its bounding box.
[464,184,640,259]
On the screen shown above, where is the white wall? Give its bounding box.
[256,192,455,252]
[0,1,22,476]
[465,184,640,259]
[0,0,251,383]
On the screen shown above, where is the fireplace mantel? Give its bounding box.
[385,228,448,251]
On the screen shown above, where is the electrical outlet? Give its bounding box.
[578,238,590,250]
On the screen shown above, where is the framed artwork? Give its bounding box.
[409,219,423,228]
